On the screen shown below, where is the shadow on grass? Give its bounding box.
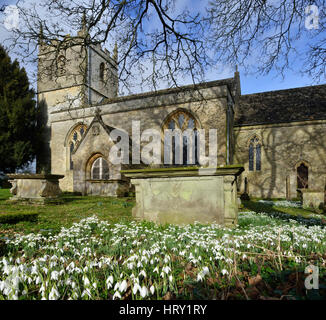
[243,201,326,228]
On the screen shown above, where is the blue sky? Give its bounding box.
[0,0,324,95]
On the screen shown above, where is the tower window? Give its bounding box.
[248,136,261,171]
[57,55,66,77]
[99,62,105,81]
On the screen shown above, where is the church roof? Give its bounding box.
[99,78,236,105]
[235,84,326,126]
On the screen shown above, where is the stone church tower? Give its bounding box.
[37,23,118,187]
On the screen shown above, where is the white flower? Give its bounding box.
[83,276,90,287]
[132,283,141,295]
[114,282,120,291]
[139,270,147,278]
[150,285,155,295]
[113,291,121,300]
[119,280,128,293]
[162,266,171,274]
[169,275,173,282]
[81,288,92,299]
[49,286,60,300]
[31,265,38,275]
[39,283,46,293]
[221,269,229,275]
[140,286,148,298]
[202,267,209,276]
[106,275,114,287]
[197,273,203,282]
[51,271,59,280]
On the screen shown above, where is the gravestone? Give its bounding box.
[122,166,244,227]
[7,174,64,204]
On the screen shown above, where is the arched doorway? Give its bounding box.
[297,162,308,189]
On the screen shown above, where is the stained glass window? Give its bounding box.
[163,110,199,166]
[249,143,254,171]
[67,124,87,170]
[248,136,262,171]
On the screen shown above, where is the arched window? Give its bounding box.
[99,62,105,81]
[91,157,109,180]
[67,124,87,170]
[248,135,261,171]
[162,110,199,166]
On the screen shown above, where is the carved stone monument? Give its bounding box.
[122,166,244,227]
[7,174,64,204]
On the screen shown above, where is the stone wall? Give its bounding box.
[50,81,235,192]
[234,120,326,199]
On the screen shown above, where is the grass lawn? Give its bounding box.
[1,189,326,300]
[0,189,134,236]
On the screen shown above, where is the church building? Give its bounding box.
[36,26,326,200]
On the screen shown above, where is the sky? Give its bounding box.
[0,0,324,95]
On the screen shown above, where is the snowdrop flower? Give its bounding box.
[119,280,127,293]
[169,275,173,282]
[113,291,121,300]
[139,270,146,278]
[83,276,90,287]
[150,285,155,295]
[0,281,5,292]
[132,283,141,295]
[49,286,60,300]
[51,271,59,280]
[81,288,92,299]
[153,266,159,273]
[140,286,148,298]
[202,267,209,276]
[31,265,38,275]
[114,282,120,291]
[38,279,47,291]
[162,266,171,274]
[221,269,229,275]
